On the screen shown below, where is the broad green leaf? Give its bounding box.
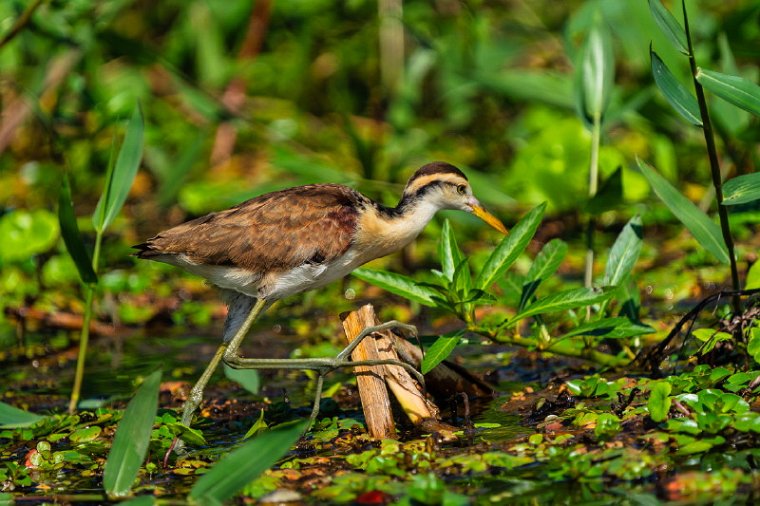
[0,209,59,263]
[451,258,472,298]
[0,401,44,428]
[722,173,760,206]
[648,0,688,54]
[712,34,752,135]
[421,331,463,374]
[353,269,440,307]
[604,215,643,286]
[577,12,614,124]
[438,219,465,282]
[650,49,702,126]
[519,239,568,311]
[224,364,260,394]
[103,370,161,497]
[648,380,672,422]
[58,176,97,285]
[120,496,156,506]
[189,421,306,504]
[166,423,207,447]
[746,261,760,290]
[512,287,612,322]
[697,68,760,117]
[638,159,729,264]
[476,203,546,291]
[93,104,145,233]
[585,167,623,214]
[557,317,653,341]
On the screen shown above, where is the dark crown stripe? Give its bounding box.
[407,162,467,185]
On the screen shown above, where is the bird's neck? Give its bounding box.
[355,196,440,260]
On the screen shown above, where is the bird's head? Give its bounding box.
[402,162,508,234]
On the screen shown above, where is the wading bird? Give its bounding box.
[134,162,507,431]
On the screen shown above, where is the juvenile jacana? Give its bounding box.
[134,161,507,431]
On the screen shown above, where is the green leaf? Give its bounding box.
[697,68,760,117]
[189,421,306,504]
[519,239,568,311]
[166,423,207,447]
[0,209,59,263]
[93,104,145,233]
[103,370,161,497]
[577,12,614,124]
[512,287,612,322]
[648,380,672,422]
[638,159,729,264]
[119,496,156,506]
[0,401,44,428]
[722,173,760,206]
[604,215,643,286]
[650,49,702,126]
[475,203,546,291]
[648,0,688,55]
[746,261,760,290]
[585,167,623,214]
[224,364,260,395]
[353,269,440,307]
[243,409,268,440]
[421,331,463,374]
[438,219,465,283]
[58,175,97,285]
[557,317,654,341]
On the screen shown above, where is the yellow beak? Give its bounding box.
[471,204,508,234]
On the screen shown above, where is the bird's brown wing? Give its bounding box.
[135,184,364,275]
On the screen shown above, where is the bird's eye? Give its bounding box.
[456,184,467,195]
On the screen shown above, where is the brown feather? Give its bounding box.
[135,184,365,276]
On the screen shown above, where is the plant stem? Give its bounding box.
[68,231,103,413]
[68,286,94,413]
[584,114,602,319]
[682,1,742,316]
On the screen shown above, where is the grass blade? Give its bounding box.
[519,239,568,311]
[696,67,760,117]
[513,287,613,322]
[353,268,440,307]
[93,104,145,233]
[475,203,546,291]
[604,215,643,286]
[0,401,44,428]
[648,0,688,55]
[58,174,97,285]
[722,173,760,206]
[103,370,161,497]
[189,421,306,504]
[638,159,729,264]
[421,331,463,374]
[651,49,702,126]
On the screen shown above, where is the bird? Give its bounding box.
[134,161,507,432]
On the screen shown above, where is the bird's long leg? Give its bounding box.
[180,298,269,428]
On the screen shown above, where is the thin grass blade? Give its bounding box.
[648,0,688,54]
[557,317,653,341]
[604,215,643,286]
[722,173,760,206]
[189,421,306,504]
[696,67,760,117]
[58,174,97,285]
[103,370,161,497]
[651,49,702,126]
[475,202,546,291]
[353,268,440,307]
[0,401,44,428]
[638,159,729,264]
[93,104,145,233]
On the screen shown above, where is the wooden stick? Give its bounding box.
[341,306,396,440]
